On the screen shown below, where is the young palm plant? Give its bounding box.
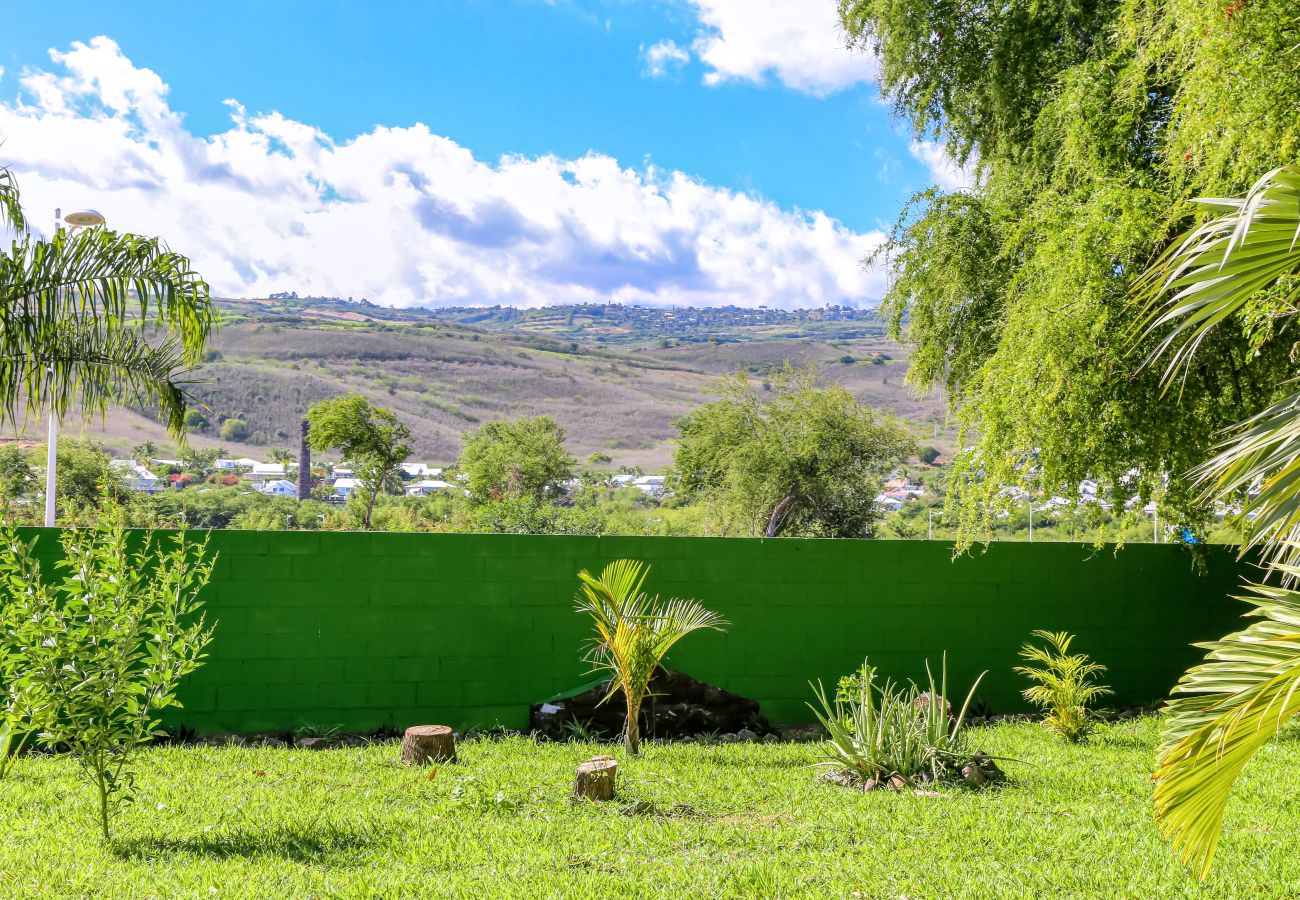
[575,559,727,755]
[0,157,213,438]
[1015,630,1110,742]
[1133,164,1300,877]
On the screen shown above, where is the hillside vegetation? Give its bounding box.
[7,300,948,468]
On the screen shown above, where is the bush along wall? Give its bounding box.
[15,529,1251,733]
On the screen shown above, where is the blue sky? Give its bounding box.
[0,1,966,308]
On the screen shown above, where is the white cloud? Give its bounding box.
[0,37,887,310]
[685,0,875,97]
[640,39,691,79]
[908,140,977,191]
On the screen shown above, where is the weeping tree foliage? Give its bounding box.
[0,159,214,437]
[839,0,1300,544]
[1128,166,1300,877]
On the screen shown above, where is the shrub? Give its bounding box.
[809,656,985,787]
[0,512,216,839]
[220,417,249,441]
[1015,630,1111,742]
[575,559,727,755]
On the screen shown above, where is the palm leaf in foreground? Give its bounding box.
[575,559,727,755]
[1132,165,1300,390]
[1153,558,1300,879]
[0,164,24,233]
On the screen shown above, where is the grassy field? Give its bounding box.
[1,718,1296,898]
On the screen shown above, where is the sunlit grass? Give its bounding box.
[1,718,1298,897]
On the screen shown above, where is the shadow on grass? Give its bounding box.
[115,820,393,863]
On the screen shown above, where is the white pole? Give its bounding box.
[1153,508,1159,544]
[1028,502,1034,543]
[928,509,934,540]
[43,208,61,527]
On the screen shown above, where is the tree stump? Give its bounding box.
[571,755,617,803]
[400,725,456,766]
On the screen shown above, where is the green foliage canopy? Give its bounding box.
[840,0,1300,544]
[307,394,412,529]
[673,366,914,537]
[457,416,576,503]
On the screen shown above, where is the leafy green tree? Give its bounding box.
[307,394,411,529]
[457,416,576,502]
[54,440,125,516]
[919,446,941,465]
[266,447,295,466]
[0,444,34,516]
[840,0,1300,545]
[0,512,214,839]
[674,366,914,537]
[130,441,158,465]
[219,418,249,442]
[0,159,214,436]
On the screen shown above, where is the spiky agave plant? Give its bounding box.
[575,559,727,755]
[1015,630,1110,742]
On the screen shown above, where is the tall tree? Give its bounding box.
[674,366,914,537]
[839,0,1300,543]
[306,394,411,529]
[0,159,214,437]
[457,416,576,503]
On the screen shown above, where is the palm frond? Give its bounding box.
[1154,563,1300,879]
[0,164,24,234]
[0,226,212,436]
[1132,165,1300,391]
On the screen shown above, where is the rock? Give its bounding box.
[256,737,288,749]
[913,789,941,798]
[862,778,879,792]
[719,733,742,743]
[763,733,783,744]
[530,667,770,742]
[296,737,330,750]
[973,752,1004,782]
[886,774,909,791]
[914,692,954,721]
[961,763,987,787]
[736,728,759,743]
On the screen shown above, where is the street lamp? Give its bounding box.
[44,207,107,527]
[928,508,942,540]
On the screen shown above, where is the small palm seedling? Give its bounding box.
[575,559,726,755]
[808,655,987,787]
[1015,630,1110,742]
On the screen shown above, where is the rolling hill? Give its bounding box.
[4,300,951,470]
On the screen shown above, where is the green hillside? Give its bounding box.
[6,301,949,469]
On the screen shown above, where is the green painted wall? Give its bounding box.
[15,530,1252,733]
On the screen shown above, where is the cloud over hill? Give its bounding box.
[0,37,886,309]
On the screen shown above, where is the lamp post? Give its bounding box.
[1028,501,1034,543]
[44,207,107,527]
[928,508,942,540]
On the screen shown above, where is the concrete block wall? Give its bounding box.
[15,529,1251,733]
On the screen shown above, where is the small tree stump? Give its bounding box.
[571,755,617,803]
[400,725,456,766]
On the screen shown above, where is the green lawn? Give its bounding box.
[1,718,1297,898]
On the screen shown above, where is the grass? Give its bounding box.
[2,718,1298,897]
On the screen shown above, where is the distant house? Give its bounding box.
[215,457,259,471]
[610,474,635,488]
[110,460,163,494]
[332,477,360,501]
[400,463,443,480]
[247,462,291,481]
[873,494,904,512]
[405,479,451,497]
[331,464,354,478]
[150,458,183,468]
[258,479,298,497]
[632,475,668,496]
